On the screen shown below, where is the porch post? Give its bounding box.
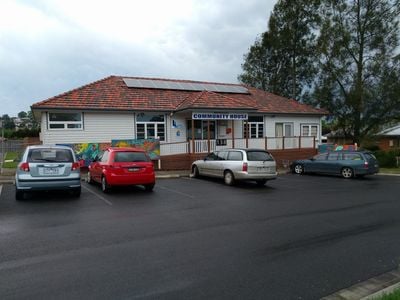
[282,136,285,150]
[245,120,248,148]
[313,136,316,149]
[299,136,301,149]
[207,120,210,153]
[265,137,268,150]
[231,120,235,148]
[191,119,195,154]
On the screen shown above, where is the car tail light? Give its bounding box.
[20,162,30,172]
[71,162,80,171]
[364,161,369,169]
[242,162,248,172]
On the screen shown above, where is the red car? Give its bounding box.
[87,147,155,193]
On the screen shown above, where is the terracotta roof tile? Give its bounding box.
[31,75,328,115]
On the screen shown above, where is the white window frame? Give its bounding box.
[244,122,264,138]
[136,113,165,141]
[276,122,294,137]
[301,124,319,137]
[48,112,83,130]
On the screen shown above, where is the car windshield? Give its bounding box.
[28,148,73,163]
[114,152,149,162]
[247,151,274,161]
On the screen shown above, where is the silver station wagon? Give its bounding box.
[191,148,277,186]
[15,145,81,200]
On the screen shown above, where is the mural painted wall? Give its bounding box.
[58,143,110,166]
[111,139,160,160]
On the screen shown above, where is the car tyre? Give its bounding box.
[192,165,200,178]
[72,187,81,197]
[293,164,304,174]
[101,176,110,193]
[86,171,93,184]
[341,167,353,179]
[256,179,267,186]
[224,171,235,186]
[15,189,24,201]
[144,183,155,192]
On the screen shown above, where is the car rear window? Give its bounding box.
[247,151,274,161]
[364,153,377,161]
[343,153,363,160]
[227,151,243,161]
[114,152,149,162]
[28,148,73,162]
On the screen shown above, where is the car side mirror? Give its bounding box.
[310,157,315,161]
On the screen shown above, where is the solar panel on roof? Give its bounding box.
[123,78,249,94]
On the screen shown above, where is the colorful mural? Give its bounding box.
[318,143,358,153]
[111,139,160,160]
[58,143,110,167]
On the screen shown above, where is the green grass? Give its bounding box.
[372,287,400,300]
[379,167,400,174]
[2,151,19,168]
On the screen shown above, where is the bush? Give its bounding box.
[374,150,400,168]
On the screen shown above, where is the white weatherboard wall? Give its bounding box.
[264,115,322,138]
[40,112,135,144]
[167,113,188,143]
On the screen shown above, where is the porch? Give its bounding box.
[160,136,317,156]
[158,136,318,170]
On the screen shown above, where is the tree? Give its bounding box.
[313,0,400,144]
[18,111,27,119]
[0,114,15,130]
[239,0,321,101]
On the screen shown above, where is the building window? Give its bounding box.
[136,113,165,141]
[48,112,83,130]
[301,124,318,137]
[187,120,216,140]
[275,123,294,137]
[244,116,264,138]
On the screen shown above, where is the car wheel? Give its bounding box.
[293,164,304,174]
[341,167,353,179]
[86,171,93,184]
[101,176,110,193]
[15,189,24,201]
[256,179,267,186]
[144,183,155,192]
[192,165,200,178]
[224,171,235,186]
[71,187,81,197]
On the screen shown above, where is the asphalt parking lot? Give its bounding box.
[0,174,400,299]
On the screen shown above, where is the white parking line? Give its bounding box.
[157,185,195,199]
[82,184,113,206]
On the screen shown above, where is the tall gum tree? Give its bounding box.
[313,0,400,144]
[238,0,321,101]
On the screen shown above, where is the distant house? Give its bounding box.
[31,76,327,169]
[377,125,400,151]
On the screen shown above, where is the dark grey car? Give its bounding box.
[15,145,81,200]
[290,150,379,178]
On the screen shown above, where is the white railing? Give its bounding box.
[160,141,189,156]
[160,136,316,156]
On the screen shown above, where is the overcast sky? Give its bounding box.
[0,0,275,116]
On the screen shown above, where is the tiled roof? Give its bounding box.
[176,90,257,111]
[31,75,327,115]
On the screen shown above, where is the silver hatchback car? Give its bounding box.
[15,145,81,200]
[191,148,277,186]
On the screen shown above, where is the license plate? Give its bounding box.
[43,167,59,175]
[257,167,269,171]
[128,167,140,172]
